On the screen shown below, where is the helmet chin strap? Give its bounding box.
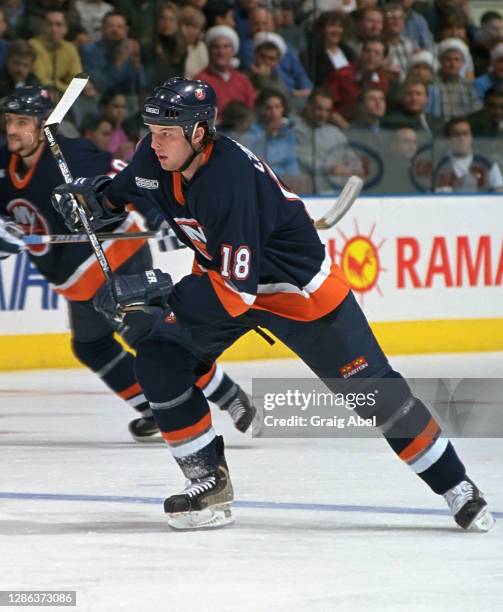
[176,124,204,173]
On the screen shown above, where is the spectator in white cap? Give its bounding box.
[474,43,503,102]
[407,50,442,116]
[239,6,312,100]
[195,25,256,116]
[248,37,289,98]
[436,37,482,120]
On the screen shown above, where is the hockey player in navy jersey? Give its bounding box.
[0,85,256,441]
[52,77,494,532]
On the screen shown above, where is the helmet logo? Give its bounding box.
[40,89,50,99]
[145,105,160,114]
[194,87,206,101]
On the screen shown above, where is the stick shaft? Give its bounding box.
[22,230,159,245]
[44,123,113,278]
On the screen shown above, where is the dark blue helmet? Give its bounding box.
[142,77,217,140]
[2,85,54,118]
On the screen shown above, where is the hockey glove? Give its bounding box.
[93,269,174,322]
[52,175,127,232]
[0,216,25,259]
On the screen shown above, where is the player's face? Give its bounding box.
[149,125,193,171]
[4,113,41,156]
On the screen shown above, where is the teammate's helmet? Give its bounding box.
[1,86,54,119]
[142,77,217,140]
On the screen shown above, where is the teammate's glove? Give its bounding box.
[52,175,127,232]
[93,269,174,322]
[0,216,25,259]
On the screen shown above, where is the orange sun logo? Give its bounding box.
[335,221,386,305]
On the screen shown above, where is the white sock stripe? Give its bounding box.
[150,387,193,410]
[408,437,449,474]
[168,427,216,458]
[201,364,224,397]
[378,396,415,434]
[216,385,238,408]
[96,350,127,378]
[127,393,147,407]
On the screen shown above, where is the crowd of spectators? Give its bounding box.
[0,0,502,194]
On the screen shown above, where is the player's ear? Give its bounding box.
[192,124,206,147]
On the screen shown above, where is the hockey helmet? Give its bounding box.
[2,85,54,119]
[142,77,217,141]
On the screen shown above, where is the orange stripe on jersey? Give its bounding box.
[195,363,216,390]
[192,257,205,276]
[118,381,142,400]
[172,143,214,206]
[54,225,146,301]
[207,270,251,317]
[161,411,212,443]
[9,146,45,189]
[252,263,350,322]
[399,418,440,463]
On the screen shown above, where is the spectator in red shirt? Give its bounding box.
[324,37,390,127]
[196,24,256,118]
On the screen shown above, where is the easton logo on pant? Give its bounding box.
[339,356,368,378]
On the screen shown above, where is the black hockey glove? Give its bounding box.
[0,216,25,259]
[52,175,127,232]
[93,269,174,322]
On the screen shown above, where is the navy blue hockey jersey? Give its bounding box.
[106,135,350,326]
[0,137,145,300]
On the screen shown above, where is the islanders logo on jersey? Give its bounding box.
[6,198,50,256]
[174,217,211,260]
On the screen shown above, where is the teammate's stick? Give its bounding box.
[43,72,113,279]
[313,175,363,230]
[22,230,161,245]
[24,176,364,245]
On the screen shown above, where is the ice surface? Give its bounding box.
[1,354,502,612]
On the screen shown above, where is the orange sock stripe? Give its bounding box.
[399,418,440,463]
[161,412,212,444]
[118,381,142,400]
[195,363,217,390]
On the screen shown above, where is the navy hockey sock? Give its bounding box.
[72,336,149,414]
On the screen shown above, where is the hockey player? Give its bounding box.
[0,85,256,440]
[52,77,494,532]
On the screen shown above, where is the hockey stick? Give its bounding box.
[24,176,364,245]
[313,175,363,230]
[22,230,160,245]
[43,72,113,279]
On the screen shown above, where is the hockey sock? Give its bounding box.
[72,337,149,414]
[357,370,466,495]
[196,363,238,409]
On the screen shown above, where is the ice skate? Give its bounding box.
[164,445,234,530]
[444,477,495,532]
[128,415,161,442]
[221,387,257,433]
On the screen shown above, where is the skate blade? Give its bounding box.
[468,507,496,532]
[166,504,234,531]
[130,433,163,444]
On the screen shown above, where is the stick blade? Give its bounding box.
[45,73,89,127]
[314,176,363,230]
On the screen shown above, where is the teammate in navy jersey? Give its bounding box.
[0,85,256,441]
[52,77,494,532]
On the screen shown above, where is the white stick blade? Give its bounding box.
[45,72,89,126]
[315,175,363,230]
